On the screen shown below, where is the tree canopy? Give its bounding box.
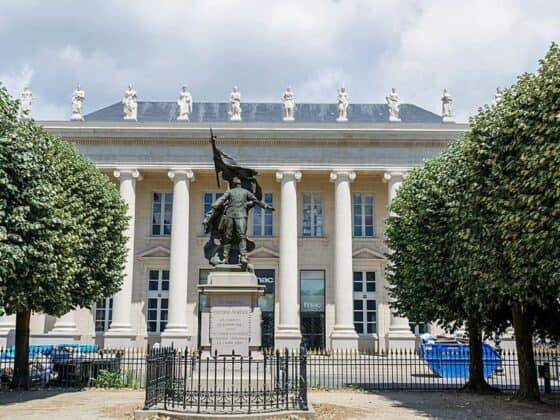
[0,83,128,387]
[386,43,560,400]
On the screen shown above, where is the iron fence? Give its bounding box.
[143,347,308,415]
[1,345,559,395]
[0,346,146,389]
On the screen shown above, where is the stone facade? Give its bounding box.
[0,117,468,351]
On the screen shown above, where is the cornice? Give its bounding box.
[40,121,468,142]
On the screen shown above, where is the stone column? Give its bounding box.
[330,170,359,349]
[161,168,195,348]
[49,310,80,344]
[105,168,141,347]
[0,314,16,348]
[383,171,416,351]
[275,170,302,349]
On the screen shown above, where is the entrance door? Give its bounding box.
[255,269,275,349]
[300,270,325,349]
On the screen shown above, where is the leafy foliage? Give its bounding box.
[0,83,128,316]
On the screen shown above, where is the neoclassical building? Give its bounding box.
[0,98,467,351]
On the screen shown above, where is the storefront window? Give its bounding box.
[300,270,325,349]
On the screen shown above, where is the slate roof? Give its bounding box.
[84,102,443,123]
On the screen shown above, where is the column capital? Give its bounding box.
[382,171,407,183]
[168,168,195,182]
[113,168,142,180]
[275,170,302,182]
[329,170,356,183]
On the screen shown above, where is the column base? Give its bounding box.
[104,326,136,348]
[386,331,416,352]
[275,325,302,351]
[0,329,15,348]
[48,327,81,345]
[160,327,191,349]
[330,325,359,350]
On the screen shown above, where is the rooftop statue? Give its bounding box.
[386,87,401,122]
[203,130,274,270]
[19,86,33,119]
[71,83,85,121]
[229,86,242,121]
[281,86,295,121]
[177,85,192,121]
[336,86,349,122]
[441,89,454,122]
[122,84,138,121]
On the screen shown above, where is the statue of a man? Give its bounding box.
[229,86,241,121]
[208,176,274,265]
[122,84,138,120]
[177,85,192,121]
[336,87,349,122]
[281,86,295,121]
[441,89,454,122]
[386,88,401,122]
[19,86,33,119]
[71,83,85,121]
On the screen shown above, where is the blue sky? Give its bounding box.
[1,0,559,122]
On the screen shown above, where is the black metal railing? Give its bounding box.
[305,347,560,392]
[143,347,308,415]
[0,346,146,389]
[1,345,559,395]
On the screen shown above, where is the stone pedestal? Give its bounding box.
[199,266,264,356]
[386,315,416,351]
[49,310,81,344]
[0,315,16,348]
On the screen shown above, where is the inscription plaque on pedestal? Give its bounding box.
[210,307,250,356]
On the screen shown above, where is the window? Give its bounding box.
[146,270,169,333]
[203,192,223,217]
[94,297,113,332]
[252,193,273,236]
[409,322,429,336]
[353,193,374,237]
[152,192,173,235]
[353,271,377,334]
[302,193,323,237]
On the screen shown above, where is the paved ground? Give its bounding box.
[0,389,559,419]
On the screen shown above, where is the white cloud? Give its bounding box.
[0,0,558,121]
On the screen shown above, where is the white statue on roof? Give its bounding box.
[281,86,295,121]
[229,86,241,121]
[386,88,401,122]
[336,86,349,122]
[122,84,138,121]
[494,87,503,105]
[71,83,85,121]
[19,86,33,119]
[177,85,192,121]
[441,89,454,123]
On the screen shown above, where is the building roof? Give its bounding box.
[84,101,444,123]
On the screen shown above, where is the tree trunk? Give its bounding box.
[463,316,498,393]
[11,309,31,389]
[511,303,540,401]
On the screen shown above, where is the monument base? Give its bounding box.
[389,116,402,122]
[442,116,455,123]
[199,266,264,356]
[177,115,190,121]
[71,113,84,121]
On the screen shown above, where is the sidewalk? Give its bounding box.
[0,388,558,419]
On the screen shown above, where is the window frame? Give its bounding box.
[252,192,274,237]
[352,192,375,238]
[151,191,173,236]
[146,269,170,334]
[301,192,324,237]
[352,271,377,335]
[94,297,113,333]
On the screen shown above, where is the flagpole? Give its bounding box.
[210,128,221,188]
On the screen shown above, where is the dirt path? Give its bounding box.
[0,389,558,419]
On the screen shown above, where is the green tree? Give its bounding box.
[463,43,560,400]
[0,84,128,388]
[386,141,508,393]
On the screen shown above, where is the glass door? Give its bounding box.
[300,270,325,349]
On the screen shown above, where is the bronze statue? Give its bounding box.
[203,130,274,269]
